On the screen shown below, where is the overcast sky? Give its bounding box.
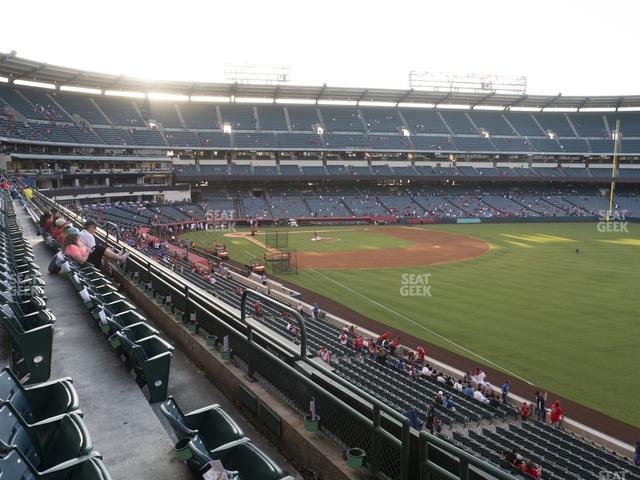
[1,0,637,96]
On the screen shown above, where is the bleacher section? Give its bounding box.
[3,85,640,158]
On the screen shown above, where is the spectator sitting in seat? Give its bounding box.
[436,372,446,384]
[79,220,128,268]
[521,460,541,478]
[503,449,517,465]
[473,386,489,404]
[453,378,463,392]
[503,450,525,469]
[51,218,68,243]
[488,391,501,408]
[434,391,444,405]
[62,228,90,264]
[421,364,432,377]
[463,383,474,397]
[443,394,455,411]
[395,357,405,371]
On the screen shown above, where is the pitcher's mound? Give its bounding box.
[311,236,341,243]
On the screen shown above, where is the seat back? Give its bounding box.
[0,404,42,468]
[39,413,93,470]
[199,407,245,449]
[0,369,34,424]
[160,397,193,439]
[69,457,112,480]
[0,448,36,480]
[215,442,285,480]
[139,336,173,359]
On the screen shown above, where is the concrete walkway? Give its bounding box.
[16,203,191,480]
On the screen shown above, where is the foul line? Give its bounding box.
[308,268,534,385]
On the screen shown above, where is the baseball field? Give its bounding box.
[180,222,640,428]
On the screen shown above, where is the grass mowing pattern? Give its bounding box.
[182,223,640,427]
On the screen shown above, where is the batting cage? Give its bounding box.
[268,249,297,274]
[264,230,289,250]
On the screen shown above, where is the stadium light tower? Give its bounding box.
[607,120,622,221]
[408,71,527,95]
[224,63,291,85]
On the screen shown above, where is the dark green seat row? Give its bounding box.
[0,403,110,480]
[161,396,293,480]
[0,199,55,384]
[0,367,79,426]
[63,257,174,404]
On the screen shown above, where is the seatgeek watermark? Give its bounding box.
[599,470,627,480]
[596,211,629,233]
[400,273,432,297]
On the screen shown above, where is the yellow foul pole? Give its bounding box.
[607,119,621,220]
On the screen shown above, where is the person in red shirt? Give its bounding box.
[50,218,67,242]
[389,337,401,354]
[254,301,263,318]
[353,336,364,356]
[522,460,541,478]
[368,339,377,359]
[550,401,563,426]
[519,402,531,421]
[416,345,425,364]
[377,332,392,346]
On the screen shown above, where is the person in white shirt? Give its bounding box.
[79,220,128,267]
[453,379,463,392]
[474,368,486,385]
[473,387,489,404]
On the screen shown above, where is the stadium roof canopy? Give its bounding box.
[2,51,640,111]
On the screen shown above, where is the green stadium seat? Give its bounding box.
[0,405,99,475]
[186,434,286,479]
[160,396,246,448]
[0,367,80,426]
[0,303,55,384]
[112,333,173,403]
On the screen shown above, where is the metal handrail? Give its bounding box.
[419,431,520,480]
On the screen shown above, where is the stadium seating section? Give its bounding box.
[3,84,640,155]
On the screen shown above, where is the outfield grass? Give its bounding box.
[182,223,640,427]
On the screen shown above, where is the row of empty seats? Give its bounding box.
[161,397,293,479]
[0,192,112,479]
